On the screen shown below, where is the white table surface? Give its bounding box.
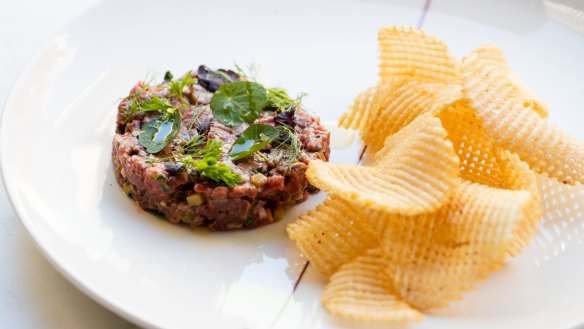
[2,1,583,328]
[0,0,138,328]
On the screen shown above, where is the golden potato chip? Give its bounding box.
[439,101,508,187]
[338,85,378,131]
[338,80,405,135]
[496,151,543,256]
[322,249,423,322]
[373,110,541,254]
[470,43,548,118]
[471,42,509,73]
[340,81,462,152]
[462,51,584,185]
[439,101,541,188]
[307,114,459,214]
[287,197,379,277]
[378,26,461,84]
[289,26,562,324]
[373,180,540,310]
[344,81,462,152]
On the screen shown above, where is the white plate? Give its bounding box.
[2,1,584,328]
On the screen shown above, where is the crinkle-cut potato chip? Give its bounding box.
[393,103,542,255]
[372,180,539,310]
[289,26,562,323]
[409,100,543,254]
[471,41,509,72]
[439,101,508,187]
[378,26,461,84]
[494,151,542,256]
[322,249,423,323]
[286,197,379,277]
[439,101,540,189]
[338,86,378,132]
[462,51,584,185]
[307,114,459,214]
[470,43,548,118]
[339,80,462,152]
[339,82,396,134]
[348,80,462,152]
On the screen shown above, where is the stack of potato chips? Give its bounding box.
[287,26,584,322]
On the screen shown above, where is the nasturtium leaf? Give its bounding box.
[210,81,267,127]
[139,110,181,154]
[229,124,280,160]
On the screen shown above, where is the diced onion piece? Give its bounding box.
[186,193,204,206]
[122,183,132,195]
[251,173,268,187]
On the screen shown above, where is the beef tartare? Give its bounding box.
[112,65,330,230]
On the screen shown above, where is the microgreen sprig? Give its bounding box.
[168,71,196,101]
[178,139,242,187]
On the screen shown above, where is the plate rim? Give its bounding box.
[0,41,161,329]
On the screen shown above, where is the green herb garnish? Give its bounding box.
[128,79,187,154]
[234,62,259,80]
[229,124,280,161]
[266,88,306,112]
[129,95,173,115]
[210,81,267,127]
[164,71,174,81]
[179,139,243,187]
[169,71,196,100]
[138,110,181,153]
[197,139,223,160]
[272,124,302,169]
[182,135,203,153]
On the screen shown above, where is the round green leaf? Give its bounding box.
[229,124,280,160]
[139,111,181,153]
[210,81,267,127]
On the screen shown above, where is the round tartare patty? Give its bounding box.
[112,66,330,230]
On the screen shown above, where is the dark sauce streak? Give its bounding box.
[358,145,368,163]
[293,261,310,293]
